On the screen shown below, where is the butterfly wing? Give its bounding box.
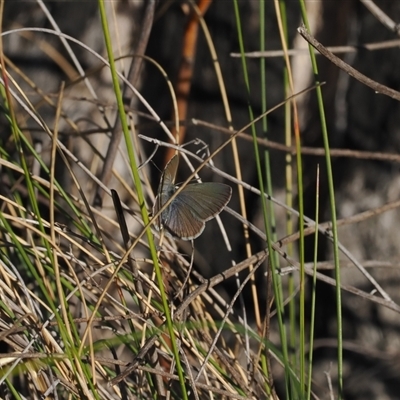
[158,182,231,240]
[161,154,178,188]
[153,155,179,229]
[162,198,206,240]
[153,155,232,240]
[177,183,232,222]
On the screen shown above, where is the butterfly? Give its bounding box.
[152,154,232,240]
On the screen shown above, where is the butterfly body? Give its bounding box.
[153,155,232,240]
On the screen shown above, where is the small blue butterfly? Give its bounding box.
[153,155,232,240]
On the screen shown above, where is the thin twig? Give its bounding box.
[230,38,400,58]
[191,118,400,163]
[297,25,400,101]
[360,0,400,35]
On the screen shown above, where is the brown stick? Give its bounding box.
[165,0,212,164]
[297,25,400,102]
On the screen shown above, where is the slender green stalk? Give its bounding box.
[6,380,22,400]
[299,1,343,397]
[260,0,280,261]
[272,1,307,392]
[277,0,298,388]
[259,0,274,390]
[259,0,267,134]
[97,1,188,397]
[307,165,320,399]
[232,1,290,397]
[295,96,306,398]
